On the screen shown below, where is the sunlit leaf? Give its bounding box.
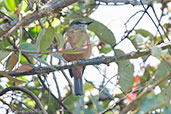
[4,0,16,11]
[39,27,55,51]
[84,82,94,91]
[6,52,18,71]
[0,72,26,83]
[115,49,134,93]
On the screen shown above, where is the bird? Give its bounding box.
[62,20,92,96]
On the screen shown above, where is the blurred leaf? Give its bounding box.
[64,95,79,107]
[55,32,64,49]
[115,49,134,93]
[135,29,153,39]
[6,52,18,71]
[84,82,94,91]
[75,102,81,114]
[0,71,26,83]
[20,0,27,11]
[0,51,10,61]
[62,49,84,54]
[87,18,116,46]
[100,87,113,100]
[39,27,55,51]
[162,84,171,102]
[135,34,144,44]
[151,61,170,87]
[138,93,167,114]
[51,52,65,61]
[99,44,112,54]
[164,106,171,114]
[4,0,16,11]
[20,43,37,52]
[151,46,162,57]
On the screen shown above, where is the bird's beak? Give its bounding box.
[85,21,93,25]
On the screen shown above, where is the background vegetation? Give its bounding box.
[0,0,170,114]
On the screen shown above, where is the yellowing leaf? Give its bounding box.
[6,52,18,71]
[39,27,55,51]
[0,72,26,83]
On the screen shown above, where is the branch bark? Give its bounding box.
[96,0,169,5]
[0,41,170,77]
[0,0,79,41]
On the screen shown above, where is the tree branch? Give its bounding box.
[0,86,48,114]
[95,0,168,5]
[0,0,79,41]
[0,41,170,77]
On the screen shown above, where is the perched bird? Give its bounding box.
[62,20,92,96]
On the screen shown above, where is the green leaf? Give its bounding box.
[20,0,28,11]
[162,84,171,102]
[86,18,115,46]
[55,33,64,49]
[51,52,65,61]
[20,43,37,52]
[39,27,55,52]
[164,106,171,114]
[150,61,170,87]
[138,93,167,114]
[4,0,16,11]
[62,49,84,54]
[115,49,134,93]
[99,44,112,54]
[151,46,162,57]
[0,51,10,61]
[135,29,153,39]
[36,28,46,50]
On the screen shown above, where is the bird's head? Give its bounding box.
[69,20,93,28]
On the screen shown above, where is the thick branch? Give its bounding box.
[0,0,79,41]
[0,41,170,77]
[96,0,168,5]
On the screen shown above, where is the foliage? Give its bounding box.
[0,0,170,114]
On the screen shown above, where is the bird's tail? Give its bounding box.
[74,77,83,96]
